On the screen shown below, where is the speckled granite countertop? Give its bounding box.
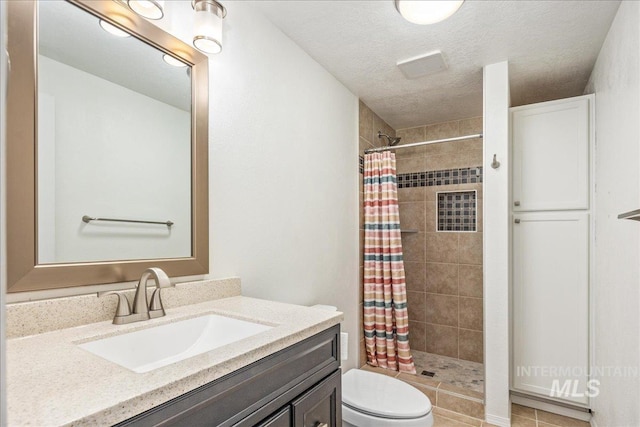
[7,296,343,426]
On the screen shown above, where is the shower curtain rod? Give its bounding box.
[364,133,483,154]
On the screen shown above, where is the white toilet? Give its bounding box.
[342,369,434,427]
[309,305,433,426]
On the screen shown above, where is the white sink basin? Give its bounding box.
[79,314,273,373]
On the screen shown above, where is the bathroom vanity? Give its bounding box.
[5,287,343,426]
[117,325,341,427]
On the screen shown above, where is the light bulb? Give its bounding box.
[99,20,131,38]
[395,1,464,25]
[127,0,165,20]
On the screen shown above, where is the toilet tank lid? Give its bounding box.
[342,369,432,419]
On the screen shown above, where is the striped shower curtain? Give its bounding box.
[363,151,416,374]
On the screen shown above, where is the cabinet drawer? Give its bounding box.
[257,407,291,427]
[292,370,341,427]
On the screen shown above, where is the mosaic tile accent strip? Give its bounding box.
[397,166,483,189]
[359,155,364,174]
[438,191,476,232]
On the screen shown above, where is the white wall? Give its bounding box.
[483,61,511,427]
[37,55,191,263]
[205,2,360,369]
[584,2,640,425]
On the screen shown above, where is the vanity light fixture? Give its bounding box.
[127,0,165,20]
[162,54,187,67]
[192,0,226,54]
[99,19,131,38]
[395,0,464,25]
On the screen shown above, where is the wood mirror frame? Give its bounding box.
[6,0,209,293]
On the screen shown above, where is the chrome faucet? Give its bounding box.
[100,267,174,325]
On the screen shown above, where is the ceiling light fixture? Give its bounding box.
[127,0,165,20]
[99,20,131,38]
[192,0,226,54]
[162,54,187,67]
[395,0,464,25]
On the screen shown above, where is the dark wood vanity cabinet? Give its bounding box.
[116,325,341,427]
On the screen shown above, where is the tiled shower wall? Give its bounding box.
[358,100,394,367]
[396,118,484,363]
[358,101,484,365]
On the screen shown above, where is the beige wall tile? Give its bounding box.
[397,126,427,144]
[359,136,373,156]
[438,382,484,400]
[511,404,536,420]
[537,410,591,427]
[426,323,458,357]
[402,232,426,263]
[404,261,426,292]
[374,114,395,148]
[426,201,437,232]
[396,127,427,158]
[426,232,459,263]
[409,320,427,352]
[399,201,426,231]
[458,329,483,363]
[415,383,437,405]
[397,156,427,175]
[459,297,483,331]
[437,391,484,419]
[426,262,458,295]
[458,233,482,265]
[426,293,459,326]
[426,121,460,140]
[459,117,483,135]
[359,101,374,143]
[433,413,476,427]
[407,291,426,322]
[398,187,426,202]
[459,264,483,298]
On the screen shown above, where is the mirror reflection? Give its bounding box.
[37,0,193,264]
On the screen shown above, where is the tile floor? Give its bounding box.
[432,403,591,427]
[511,404,590,427]
[413,350,484,394]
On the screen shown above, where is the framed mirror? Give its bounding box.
[6,0,209,293]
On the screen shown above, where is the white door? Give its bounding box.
[512,212,589,405]
[512,97,590,211]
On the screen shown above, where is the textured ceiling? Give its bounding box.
[255,1,620,129]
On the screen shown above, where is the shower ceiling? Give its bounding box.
[254,1,620,129]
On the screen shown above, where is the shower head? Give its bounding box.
[378,131,402,147]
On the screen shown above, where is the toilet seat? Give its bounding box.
[342,369,432,419]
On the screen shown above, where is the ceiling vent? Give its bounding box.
[397,51,447,79]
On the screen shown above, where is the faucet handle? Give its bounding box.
[99,291,132,324]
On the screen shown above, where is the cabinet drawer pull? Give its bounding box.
[514,201,521,206]
[515,219,521,224]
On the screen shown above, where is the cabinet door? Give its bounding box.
[291,370,341,427]
[512,212,589,405]
[512,96,590,211]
